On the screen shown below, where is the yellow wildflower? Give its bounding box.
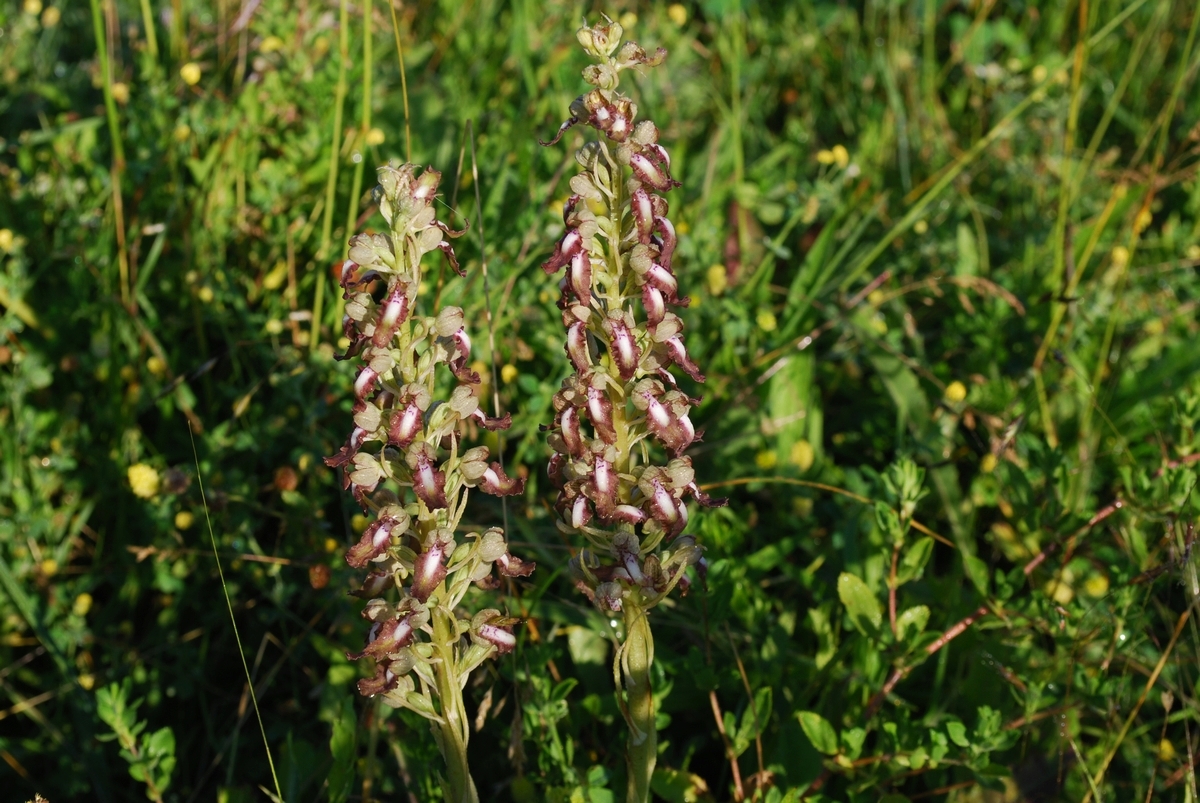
[944,381,967,403]
[365,127,386,146]
[790,440,815,471]
[501,363,519,384]
[73,593,93,617]
[706,265,727,296]
[128,463,161,499]
[816,149,835,165]
[0,229,14,253]
[174,510,195,531]
[980,453,998,474]
[667,4,687,25]
[111,82,130,105]
[259,35,284,53]
[23,0,42,14]
[755,450,777,470]
[180,62,202,86]
[41,5,60,26]
[913,219,928,234]
[831,145,850,169]
[756,310,777,332]
[1084,573,1109,598]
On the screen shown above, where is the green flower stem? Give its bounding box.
[431,599,478,803]
[622,601,656,803]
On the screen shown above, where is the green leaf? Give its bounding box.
[326,696,357,803]
[896,605,931,642]
[946,720,970,748]
[796,711,839,755]
[963,553,991,597]
[732,687,772,758]
[897,537,934,585]
[838,572,882,636]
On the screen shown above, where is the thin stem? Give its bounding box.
[622,602,656,803]
[311,0,352,351]
[431,602,478,803]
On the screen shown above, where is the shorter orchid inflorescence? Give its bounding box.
[326,162,531,803]
[540,19,724,803]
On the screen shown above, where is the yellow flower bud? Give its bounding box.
[1185,244,1200,261]
[41,6,60,27]
[23,0,42,15]
[174,510,195,530]
[1084,573,1109,598]
[350,514,369,533]
[816,149,835,165]
[944,380,967,403]
[0,229,14,253]
[325,537,340,553]
[1159,739,1177,762]
[914,219,928,234]
[1110,245,1130,269]
[111,82,130,105]
[173,123,191,142]
[667,4,688,25]
[180,62,202,86]
[146,356,167,376]
[128,463,161,499]
[756,310,777,332]
[197,286,215,303]
[619,12,637,29]
[980,453,998,474]
[501,363,519,384]
[365,127,386,146]
[41,558,58,577]
[78,674,96,690]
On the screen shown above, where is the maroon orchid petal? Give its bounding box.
[687,481,728,508]
[587,386,617,443]
[324,426,369,469]
[560,406,585,458]
[480,462,525,497]
[548,453,567,487]
[568,250,592,305]
[345,515,400,568]
[665,337,705,382]
[648,479,686,537]
[540,114,581,148]
[339,259,359,290]
[571,495,593,529]
[496,552,536,578]
[612,504,647,524]
[470,408,513,431]
[356,661,400,697]
[354,365,380,401]
[631,187,654,244]
[587,457,620,519]
[447,329,481,383]
[410,542,447,602]
[653,216,677,270]
[542,229,584,275]
[351,571,393,599]
[372,282,410,348]
[347,615,415,661]
[413,451,449,509]
[566,321,592,373]
[603,316,640,380]
[642,285,666,329]
[388,402,424,448]
[644,262,681,303]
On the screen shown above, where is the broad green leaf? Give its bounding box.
[896,605,931,642]
[838,572,882,636]
[946,720,970,748]
[796,711,839,755]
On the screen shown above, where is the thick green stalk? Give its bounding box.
[623,602,656,803]
[431,601,479,803]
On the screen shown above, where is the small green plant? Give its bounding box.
[95,680,176,803]
[326,162,531,802]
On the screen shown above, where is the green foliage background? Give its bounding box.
[2,0,1200,801]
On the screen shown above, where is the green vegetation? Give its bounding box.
[2,1,1199,801]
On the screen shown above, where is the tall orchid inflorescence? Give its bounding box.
[326,162,532,803]
[541,19,724,802]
